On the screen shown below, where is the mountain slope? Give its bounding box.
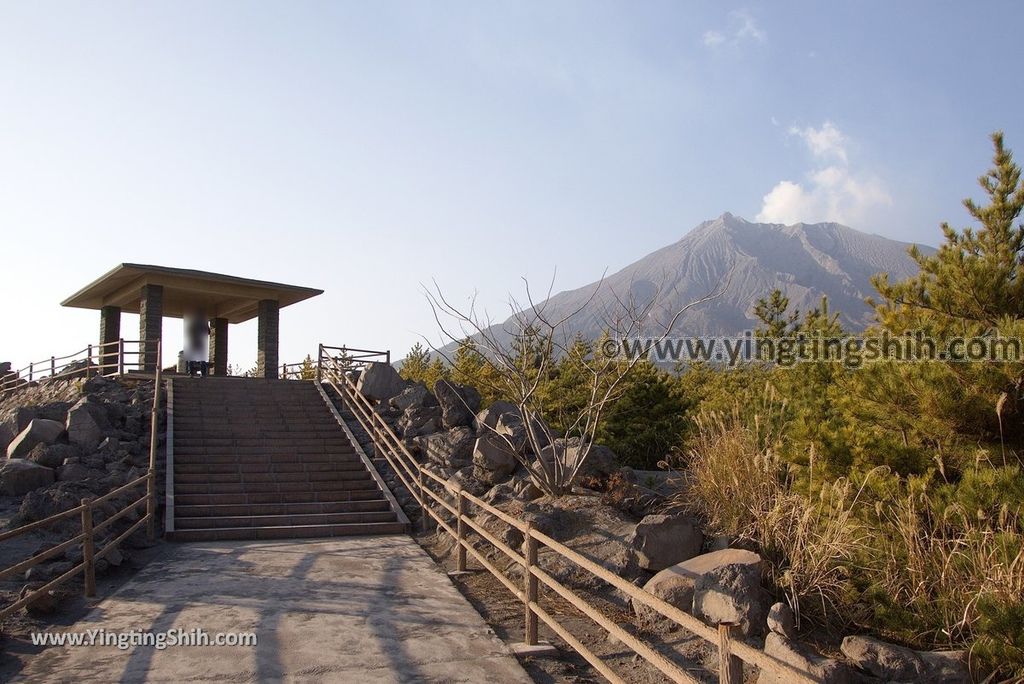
[438,213,932,355]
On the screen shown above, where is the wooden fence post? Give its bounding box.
[86,345,92,378]
[118,338,125,376]
[81,498,96,598]
[147,342,161,540]
[456,487,467,572]
[718,622,742,684]
[524,521,538,646]
[418,469,429,533]
[50,356,55,378]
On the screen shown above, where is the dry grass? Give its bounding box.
[874,485,1024,657]
[671,404,869,629]
[669,400,1024,677]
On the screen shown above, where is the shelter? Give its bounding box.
[62,264,323,377]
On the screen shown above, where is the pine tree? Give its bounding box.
[853,132,1024,468]
[598,360,689,469]
[873,131,1024,331]
[399,342,431,383]
[754,290,801,339]
[423,356,450,388]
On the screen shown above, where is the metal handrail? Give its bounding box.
[317,349,819,684]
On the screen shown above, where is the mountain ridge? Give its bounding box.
[434,214,933,358]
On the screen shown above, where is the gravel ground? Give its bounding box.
[416,527,763,684]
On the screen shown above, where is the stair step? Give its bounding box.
[173,454,361,466]
[173,446,355,456]
[173,481,379,495]
[174,489,385,506]
[174,511,398,529]
[168,521,409,542]
[174,500,391,517]
[174,461,367,474]
[174,437,351,446]
[167,377,402,540]
[174,470,373,484]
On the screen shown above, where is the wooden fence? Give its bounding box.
[1,339,156,395]
[316,350,818,684]
[0,345,163,620]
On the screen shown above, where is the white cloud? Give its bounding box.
[732,10,766,43]
[702,10,766,49]
[787,121,847,163]
[756,121,891,227]
[702,30,726,47]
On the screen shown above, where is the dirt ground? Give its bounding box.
[416,527,762,684]
[0,494,167,682]
[0,492,754,684]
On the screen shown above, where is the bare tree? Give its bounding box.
[424,271,724,496]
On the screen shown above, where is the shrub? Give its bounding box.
[671,405,868,629]
[672,405,1024,678]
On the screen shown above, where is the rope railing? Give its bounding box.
[317,348,820,684]
[1,339,159,395]
[0,342,164,620]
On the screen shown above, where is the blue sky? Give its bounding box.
[1,2,1021,370]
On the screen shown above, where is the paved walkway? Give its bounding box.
[16,536,533,683]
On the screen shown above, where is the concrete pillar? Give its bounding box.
[209,317,229,376]
[99,305,121,375]
[257,299,279,379]
[139,284,163,373]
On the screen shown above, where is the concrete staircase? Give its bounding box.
[168,377,407,541]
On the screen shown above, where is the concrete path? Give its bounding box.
[16,536,534,683]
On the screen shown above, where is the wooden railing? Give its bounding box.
[0,344,163,620]
[317,351,818,684]
[1,339,158,395]
[279,346,391,381]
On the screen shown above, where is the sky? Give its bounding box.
[1,2,1022,371]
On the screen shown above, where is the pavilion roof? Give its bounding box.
[61,263,323,324]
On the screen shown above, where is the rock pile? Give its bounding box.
[0,375,162,594]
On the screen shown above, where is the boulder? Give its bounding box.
[445,466,488,498]
[13,404,72,432]
[434,380,481,429]
[27,443,81,470]
[757,633,853,684]
[357,362,406,402]
[57,463,98,482]
[840,636,968,683]
[397,405,442,438]
[15,480,108,525]
[6,418,65,459]
[604,474,664,516]
[539,437,618,483]
[511,477,543,501]
[373,402,403,425]
[472,434,518,484]
[105,548,124,567]
[25,560,73,583]
[65,397,109,451]
[0,459,55,495]
[18,583,58,615]
[390,383,437,412]
[692,551,769,637]
[423,427,475,470]
[517,495,646,596]
[493,412,529,452]
[767,602,796,638]
[474,401,519,432]
[634,549,765,635]
[628,514,704,572]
